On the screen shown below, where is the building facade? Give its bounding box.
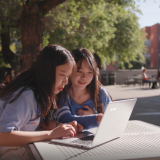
[144,23,160,69]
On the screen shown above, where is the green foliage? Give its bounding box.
[45,0,146,68]
[0,52,11,68]
[0,0,145,69]
[47,1,118,53]
[42,32,50,49]
[0,1,22,62]
[0,0,22,53]
[106,10,146,68]
[0,0,22,23]
[10,43,16,53]
[0,62,11,68]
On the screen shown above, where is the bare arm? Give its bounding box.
[40,120,83,133]
[0,124,77,147]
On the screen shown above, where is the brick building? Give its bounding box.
[144,23,160,69]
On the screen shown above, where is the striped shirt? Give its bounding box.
[55,87,111,130]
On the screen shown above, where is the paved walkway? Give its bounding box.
[104,85,160,126]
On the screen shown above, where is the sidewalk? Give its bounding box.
[104,85,160,126]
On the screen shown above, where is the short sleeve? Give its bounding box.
[0,91,38,132]
[99,87,111,113]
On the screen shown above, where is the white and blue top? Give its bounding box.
[0,89,40,132]
[0,89,40,152]
[55,86,111,130]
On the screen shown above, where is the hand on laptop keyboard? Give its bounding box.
[50,122,82,139]
[69,121,83,134]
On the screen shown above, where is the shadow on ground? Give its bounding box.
[130,95,160,126]
[121,85,159,91]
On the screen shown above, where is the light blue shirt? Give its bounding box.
[0,89,40,132]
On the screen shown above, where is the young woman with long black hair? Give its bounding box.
[0,44,82,159]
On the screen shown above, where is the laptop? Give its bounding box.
[51,98,137,148]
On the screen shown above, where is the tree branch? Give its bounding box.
[23,1,30,13]
[40,0,68,15]
[0,16,20,28]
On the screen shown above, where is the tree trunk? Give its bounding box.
[21,11,43,71]
[1,24,17,68]
[20,0,68,71]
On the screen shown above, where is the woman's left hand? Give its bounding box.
[77,105,94,115]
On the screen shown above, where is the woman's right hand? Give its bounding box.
[49,123,76,139]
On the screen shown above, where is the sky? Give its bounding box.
[135,0,160,28]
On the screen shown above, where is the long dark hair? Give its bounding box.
[68,48,103,113]
[0,44,74,118]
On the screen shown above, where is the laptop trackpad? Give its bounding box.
[51,131,94,143]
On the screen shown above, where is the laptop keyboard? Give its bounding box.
[70,135,94,146]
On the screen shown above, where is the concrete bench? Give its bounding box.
[125,75,142,86]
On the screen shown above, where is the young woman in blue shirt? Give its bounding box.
[55,48,112,130]
[0,44,82,159]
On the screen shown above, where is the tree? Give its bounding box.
[0,0,137,70]
[105,10,146,68]
[46,0,146,68]
[0,0,68,71]
[0,1,21,70]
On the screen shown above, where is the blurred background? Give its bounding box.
[0,0,159,85]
